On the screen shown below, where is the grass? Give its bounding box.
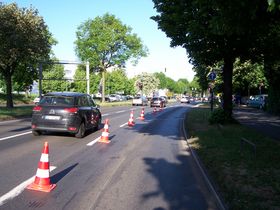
[185,107,280,210]
[0,106,33,120]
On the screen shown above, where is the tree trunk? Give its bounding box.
[222,56,234,118]
[101,71,106,103]
[4,70,14,108]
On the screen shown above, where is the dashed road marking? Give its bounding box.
[87,137,101,146]
[119,123,127,127]
[0,131,32,142]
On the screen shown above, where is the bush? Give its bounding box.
[208,108,230,124]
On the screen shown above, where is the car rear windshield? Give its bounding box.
[39,96,74,106]
[134,96,141,99]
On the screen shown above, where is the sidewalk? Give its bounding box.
[233,106,280,141]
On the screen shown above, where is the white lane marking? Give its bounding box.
[120,123,127,127]
[115,110,125,114]
[0,166,56,206]
[0,131,32,142]
[87,137,101,146]
[102,114,109,117]
[0,119,22,125]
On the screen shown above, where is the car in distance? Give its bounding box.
[180,96,190,103]
[150,97,166,107]
[31,92,102,138]
[132,95,148,106]
[33,96,41,104]
[247,94,268,109]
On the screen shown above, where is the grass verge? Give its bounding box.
[0,106,33,121]
[185,107,280,210]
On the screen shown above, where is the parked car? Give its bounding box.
[31,92,102,138]
[108,94,120,102]
[132,96,148,106]
[150,97,166,107]
[247,94,268,109]
[180,96,190,103]
[160,96,168,104]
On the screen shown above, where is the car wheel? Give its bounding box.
[32,130,41,136]
[75,122,85,138]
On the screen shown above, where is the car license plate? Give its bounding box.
[44,115,60,120]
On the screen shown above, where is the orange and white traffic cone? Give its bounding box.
[99,119,110,143]
[153,107,157,115]
[128,110,135,127]
[139,108,145,120]
[27,142,56,192]
[159,103,163,112]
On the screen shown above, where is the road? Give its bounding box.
[0,102,222,210]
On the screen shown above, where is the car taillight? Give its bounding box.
[33,106,42,112]
[64,107,78,113]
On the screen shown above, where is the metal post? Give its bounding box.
[39,63,43,98]
[210,88,214,112]
[86,61,90,94]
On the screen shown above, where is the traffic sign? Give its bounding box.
[208,71,216,80]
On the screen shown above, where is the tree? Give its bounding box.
[106,69,128,94]
[0,3,54,108]
[151,0,269,118]
[75,13,148,102]
[42,64,66,93]
[73,65,101,94]
[134,72,160,97]
[233,59,267,97]
[176,78,189,94]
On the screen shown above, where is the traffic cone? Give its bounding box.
[153,107,157,114]
[99,119,110,143]
[27,142,56,192]
[128,110,135,127]
[140,108,145,120]
[159,103,163,112]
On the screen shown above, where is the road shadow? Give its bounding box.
[127,106,188,141]
[142,155,217,210]
[51,163,78,184]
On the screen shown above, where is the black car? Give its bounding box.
[150,97,166,107]
[31,92,102,138]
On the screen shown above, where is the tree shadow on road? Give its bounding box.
[142,155,218,210]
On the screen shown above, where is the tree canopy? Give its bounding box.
[0,3,54,107]
[152,0,280,116]
[75,13,148,102]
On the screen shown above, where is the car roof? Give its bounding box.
[45,92,87,97]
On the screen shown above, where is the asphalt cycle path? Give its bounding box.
[0,103,222,210]
[233,106,280,141]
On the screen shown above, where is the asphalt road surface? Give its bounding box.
[0,102,221,210]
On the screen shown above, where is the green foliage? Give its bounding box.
[73,65,101,94]
[106,69,128,94]
[208,108,233,124]
[42,64,67,93]
[152,0,280,115]
[0,2,54,107]
[75,13,148,101]
[134,72,159,96]
[233,59,267,96]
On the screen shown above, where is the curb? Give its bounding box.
[182,113,227,210]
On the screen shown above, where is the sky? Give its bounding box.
[4,0,195,82]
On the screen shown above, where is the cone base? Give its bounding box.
[99,137,110,144]
[128,122,135,127]
[27,182,56,192]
